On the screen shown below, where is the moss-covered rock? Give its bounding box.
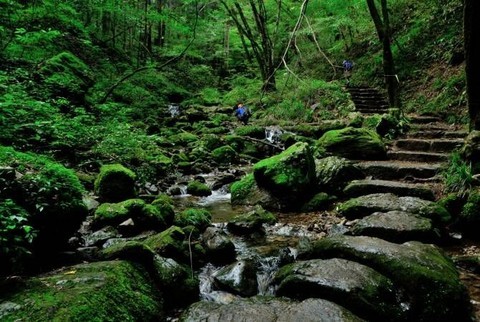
[0,261,163,321]
[234,125,265,139]
[186,180,212,197]
[315,156,364,192]
[93,199,167,233]
[460,130,480,171]
[35,51,93,105]
[174,208,212,232]
[0,146,87,268]
[94,164,136,202]
[227,205,277,235]
[316,127,386,160]
[301,192,336,212]
[211,145,238,164]
[230,174,284,211]
[253,142,316,206]
[169,132,199,146]
[298,235,472,322]
[143,226,205,265]
[457,189,480,237]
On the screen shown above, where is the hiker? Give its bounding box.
[233,102,250,125]
[342,59,354,86]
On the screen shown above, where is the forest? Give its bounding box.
[1,0,480,321]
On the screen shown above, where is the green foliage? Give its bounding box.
[442,153,474,198]
[0,199,37,273]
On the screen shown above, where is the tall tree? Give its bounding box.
[220,0,278,92]
[464,0,480,130]
[366,0,399,108]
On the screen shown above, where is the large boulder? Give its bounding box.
[230,174,285,211]
[213,260,258,297]
[180,297,363,322]
[227,205,277,236]
[299,235,473,322]
[315,156,364,193]
[94,164,136,202]
[202,227,236,264]
[316,127,386,160]
[275,258,405,321]
[0,261,163,321]
[253,142,316,206]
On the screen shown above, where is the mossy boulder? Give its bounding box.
[253,142,316,206]
[174,208,212,232]
[35,51,93,104]
[315,156,364,192]
[169,132,199,146]
[298,235,472,322]
[227,205,277,235]
[0,261,163,321]
[301,192,336,212]
[187,180,212,197]
[211,145,238,164]
[93,199,168,233]
[460,130,480,170]
[230,174,284,211]
[457,189,480,237]
[101,241,199,307]
[144,226,205,264]
[316,127,386,160]
[234,125,265,139]
[0,146,87,267]
[94,164,136,202]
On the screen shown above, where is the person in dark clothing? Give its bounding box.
[233,102,250,125]
[342,59,354,86]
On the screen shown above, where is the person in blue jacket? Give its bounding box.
[233,102,251,125]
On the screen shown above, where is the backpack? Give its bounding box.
[343,60,353,71]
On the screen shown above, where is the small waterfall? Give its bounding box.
[256,256,281,296]
[265,125,283,144]
[168,104,181,117]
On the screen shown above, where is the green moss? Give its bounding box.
[234,125,265,138]
[174,208,212,231]
[94,164,136,202]
[168,132,198,146]
[230,174,257,204]
[253,142,315,196]
[316,127,386,160]
[186,181,212,197]
[1,261,163,321]
[211,145,238,164]
[93,199,167,231]
[144,226,186,258]
[460,190,480,224]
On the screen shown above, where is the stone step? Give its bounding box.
[394,138,464,153]
[343,179,435,200]
[387,150,449,163]
[407,130,468,139]
[356,160,441,180]
[355,108,389,114]
[409,116,443,124]
[352,102,389,109]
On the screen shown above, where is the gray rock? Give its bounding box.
[343,179,435,200]
[351,210,438,243]
[315,156,364,192]
[213,260,258,297]
[180,297,364,322]
[299,235,473,322]
[275,258,406,321]
[202,227,236,264]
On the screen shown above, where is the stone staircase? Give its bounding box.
[354,115,465,193]
[347,86,389,114]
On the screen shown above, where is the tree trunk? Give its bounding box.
[366,0,400,108]
[465,0,480,130]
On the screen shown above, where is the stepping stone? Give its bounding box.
[356,160,441,180]
[351,210,437,243]
[409,115,442,124]
[387,150,448,163]
[343,179,435,200]
[395,138,464,153]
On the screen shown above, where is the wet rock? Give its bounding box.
[213,260,258,297]
[315,156,364,193]
[336,193,433,219]
[83,226,120,247]
[351,210,438,243]
[211,173,237,190]
[180,297,364,322]
[275,258,406,321]
[202,227,236,264]
[299,235,473,322]
[227,206,277,236]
